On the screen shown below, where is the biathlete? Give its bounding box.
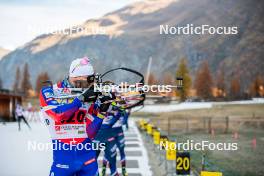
[39,57,115,176]
[96,108,130,176]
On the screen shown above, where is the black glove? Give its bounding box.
[82,86,101,102]
[99,93,116,112]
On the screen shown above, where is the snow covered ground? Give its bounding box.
[138,99,264,113]
[0,120,151,176]
[0,122,52,176]
[138,102,213,113]
[1,99,263,175]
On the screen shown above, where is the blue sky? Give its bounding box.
[0,0,140,50]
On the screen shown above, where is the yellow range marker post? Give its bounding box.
[139,120,147,130]
[201,171,223,176]
[147,124,153,135]
[159,136,168,150]
[166,141,176,160]
[153,130,160,145]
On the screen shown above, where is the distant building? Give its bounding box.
[0,89,23,121]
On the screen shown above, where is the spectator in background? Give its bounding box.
[15,103,31,131]
[27,102,33,112]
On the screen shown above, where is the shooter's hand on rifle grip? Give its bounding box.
[98,92,115,112]
[80,86,101,102]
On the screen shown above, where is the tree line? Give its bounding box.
[5,60,264,101]
[148,58,264,102]
[11,63,50,97]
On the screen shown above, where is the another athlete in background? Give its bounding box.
[100,109,130,176]
[93,103,122,176]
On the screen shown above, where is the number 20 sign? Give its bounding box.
[176,152,190,175]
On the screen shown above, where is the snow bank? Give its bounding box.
[138,102,213,113]
[138,99,264,113]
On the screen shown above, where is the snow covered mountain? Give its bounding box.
[0,47,10,60]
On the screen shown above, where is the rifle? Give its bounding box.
[41,67,145,111]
